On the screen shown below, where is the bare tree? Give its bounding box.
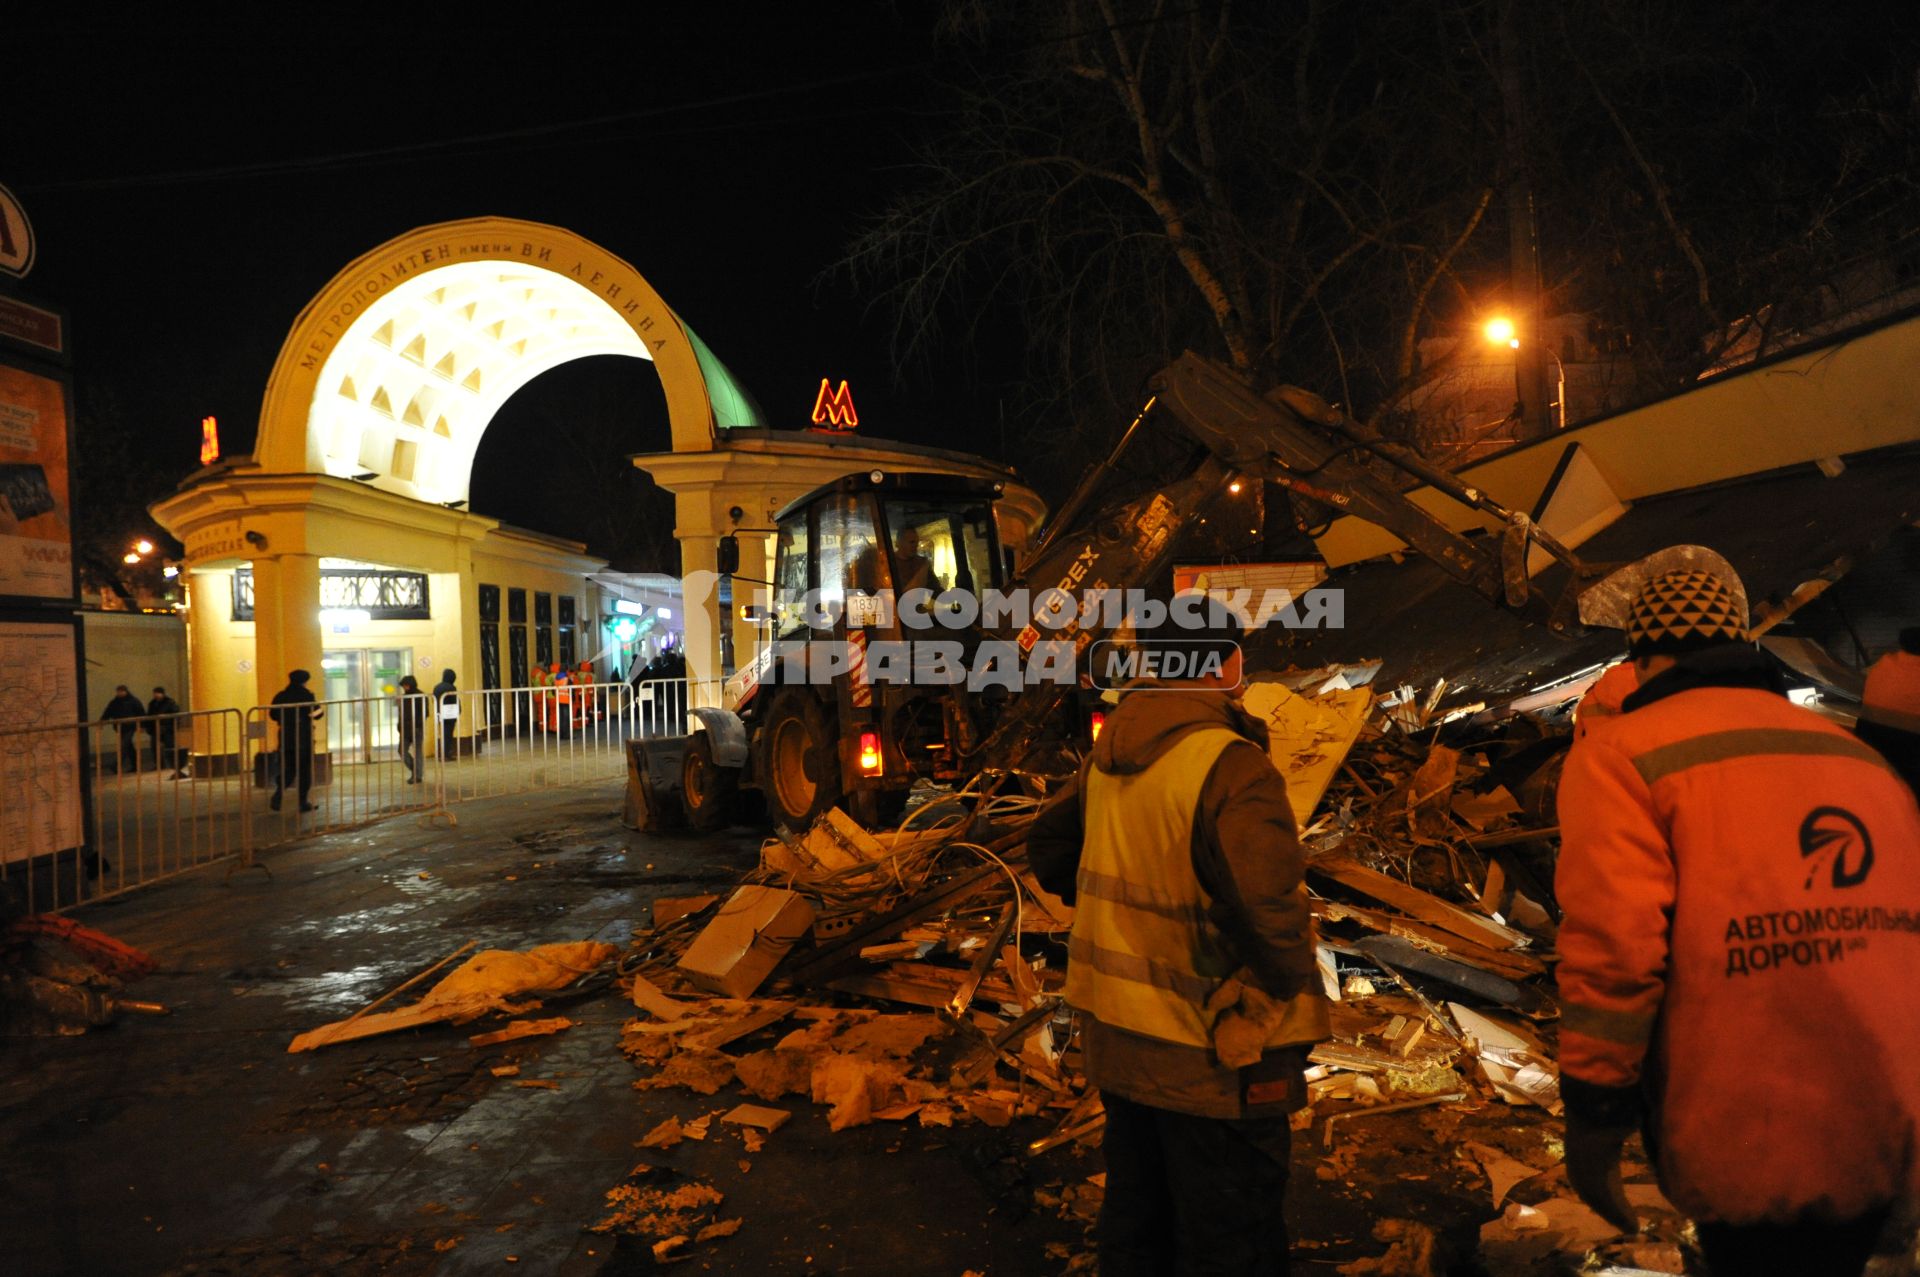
[847,0,1515,480]
[849,0,1920,484]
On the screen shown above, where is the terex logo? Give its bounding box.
[1800,806,1874,889]
[1090,639,1239,690]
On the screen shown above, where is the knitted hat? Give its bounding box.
[1626,570,1748,657]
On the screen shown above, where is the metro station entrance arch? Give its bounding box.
[154,217,1043,742]
[156,217,766,721]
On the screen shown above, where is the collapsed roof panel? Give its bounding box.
[1253,444,1920,708]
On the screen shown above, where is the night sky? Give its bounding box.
[4,8,999,554]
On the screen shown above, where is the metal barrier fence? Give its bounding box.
[1,708,247,913]
[246,693,438,850]
[0,678,706,912]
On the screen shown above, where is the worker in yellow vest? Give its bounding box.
[1031,596,1328,1276]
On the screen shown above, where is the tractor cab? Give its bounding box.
[765,471,1008,643]
[716,471,1011,829]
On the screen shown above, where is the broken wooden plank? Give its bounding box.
[776,863,1002,988]
[1308,1038,1458,1075]
[859,940,931,964]
[1354,935,1548,1014]
[1312,900,1545,979]
[826,961,1018,1010]
[468,1016,573,1047]
[721,1103,791,1132]
[1464,825,1559,849]
[681,1003,795,1052]
[630,974,693,1021]
[946,902,1019,1021]
[1309,855,1533,951]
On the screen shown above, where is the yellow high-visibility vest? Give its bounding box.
[1066,726,1325,1051]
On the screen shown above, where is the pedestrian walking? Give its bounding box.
[1029,600,1329,1276]
[431,667,458,759]
[100,684,144,773]
[144,686,185,777]
[396,674,426,784]
[1855,626,1920,799]
[268,669,322,813]
[1556,570,1920,1277]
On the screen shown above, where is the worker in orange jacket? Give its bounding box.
[1556,569,1920,1276]
[1572,660,1639,742]
[1856,627,1920,798]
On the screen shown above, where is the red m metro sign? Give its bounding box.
[810,379,859,431]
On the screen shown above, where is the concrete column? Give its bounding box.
[671,487,726,707]
[249,553,322,708]
[184,569,243,769]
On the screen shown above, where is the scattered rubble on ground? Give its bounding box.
[595,665,1709,1271]
[246,663,1705,1268]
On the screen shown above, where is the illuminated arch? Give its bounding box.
[255,217,762,502]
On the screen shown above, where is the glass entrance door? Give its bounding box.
[320,647,412,763]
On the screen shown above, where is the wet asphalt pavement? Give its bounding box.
[0,788,1090,1276]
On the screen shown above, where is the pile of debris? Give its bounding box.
[0,914,167,1035]
[600,668,1699,1271]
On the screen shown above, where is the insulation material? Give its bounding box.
[1240,680,1376,826]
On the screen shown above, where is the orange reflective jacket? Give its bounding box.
[1863,647,1920,729]
[1573,662,1639,741]
[1859,646,1920,796]
[1557,681,1920,1225]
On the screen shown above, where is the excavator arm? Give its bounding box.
[966,352,1614,776]
[1149,351,1597,610]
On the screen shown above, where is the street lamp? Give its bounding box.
[1483,317,1565,430]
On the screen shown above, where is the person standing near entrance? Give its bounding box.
[396,675,426,784]
[1556,571,1920,1275]
[101,684,144,773]
[1029,600,1328,1276]
[144,686,185,778]
[432,668,458,760]
[269,669,322,813]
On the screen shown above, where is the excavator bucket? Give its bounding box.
[623,736,689,832]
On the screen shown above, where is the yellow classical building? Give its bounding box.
[151,217,1041,764]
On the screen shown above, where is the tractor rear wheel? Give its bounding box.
[757,691,842,829]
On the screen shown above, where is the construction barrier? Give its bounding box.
[245,693,438,852]
[0,679,712,913]
[435,680,684,806]
[1,709,247,913]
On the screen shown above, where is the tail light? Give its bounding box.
[858,730,883,775]
[1089,711,1106,741]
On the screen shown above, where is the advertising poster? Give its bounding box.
[0,620,83,863]
[0,361,74,600]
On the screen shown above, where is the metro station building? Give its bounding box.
[152,218,1041,762]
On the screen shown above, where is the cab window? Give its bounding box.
[885,500,997,595]
[771,512,810,635]
[815,493,884,605]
